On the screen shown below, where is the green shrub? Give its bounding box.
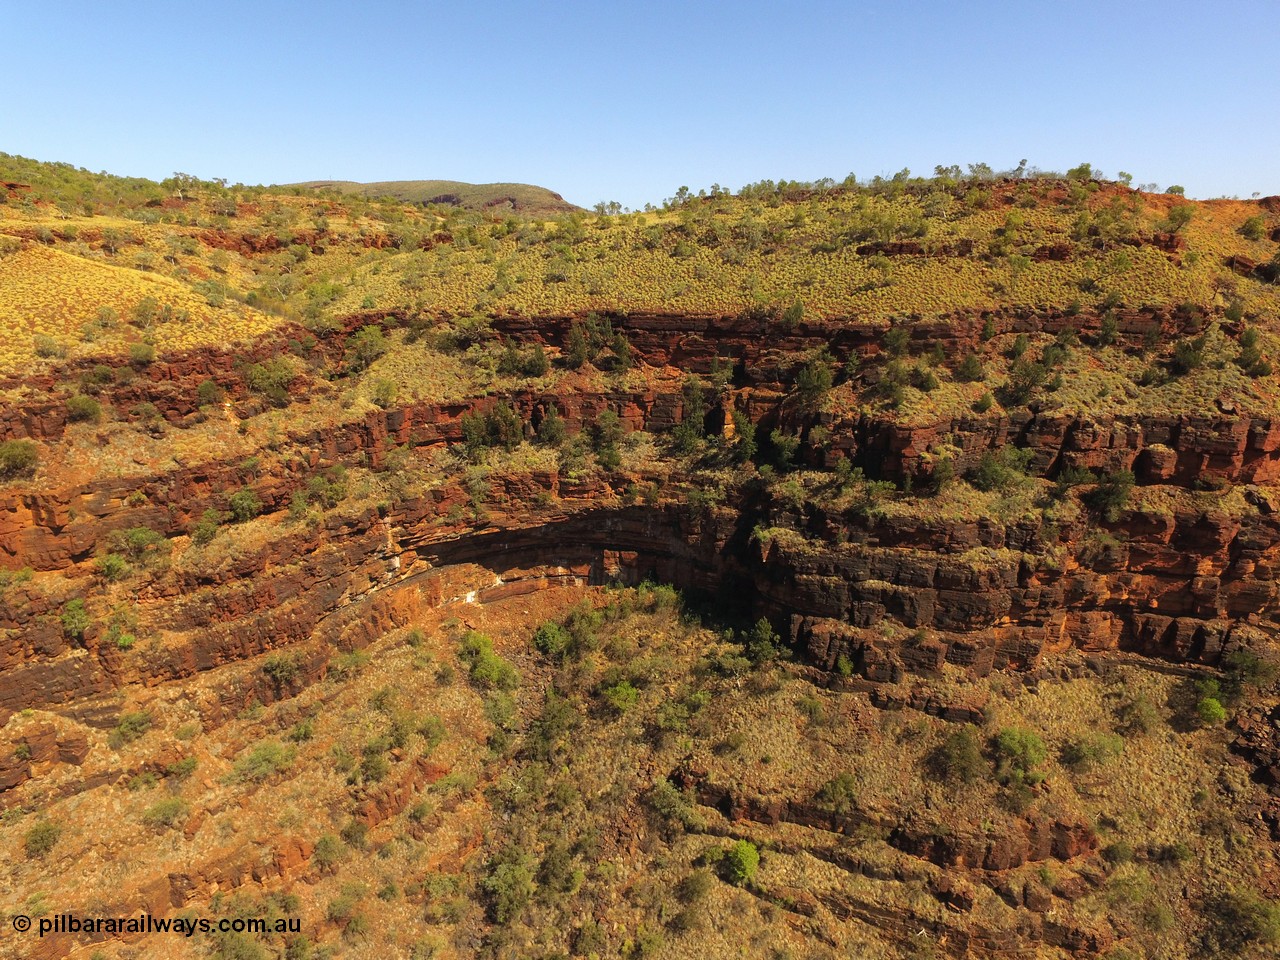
[742,617,783,664]
[262,653,300,689]
[142,797,187,829]
[24,820,62,859]
[993,728,1047,798]
[1224,649,1280,699]
[111,525,165,561]
[601,680,640,713]
[196,379,225,405]
[1098,312,1119,345]
[166,757,198,779]
[34,333,65,358]
[1118,694,1162,735]
[128,342,156,366]
[233,740,295,781]
[1102,841,1134,865]
[360,749,390,784]
[107,622,136,650]
[768,429,801,469]
[1196,696,1227,726]
[532,621,572,658]
[0,439,38,479]
[930,726,985,784]
[112,711,152,746]
[461,404,524,453]
[1171,335,1207,375]
[782,299,805,327]
[419,714,446,751]
[305,466,348,508]
[721,840,760,886]
[1155,841,1193,866]
[678,869,714,904]
[97,553,129,581]
[955,353,985,382]
[647,780,703,831]
[1061,733,1123,772]
[536,404,566,445]
[1000,358,1047,404]
[243,358,294,405]
[816,772,858,814]
[1240,215,1267,241]
[1201,890,1280,953]
[228,489,262,522]
[190,509,222,545]
[370,378,398,408]
[794,354,834,411]
[458,631,519,690]
[731,411,757,463]
[884,326,910,357]
[481,851,535,924]
[66,394,102,423]
[968,446,1034,492]
[312,834,344,871]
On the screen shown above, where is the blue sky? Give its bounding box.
[5,0,1277,208]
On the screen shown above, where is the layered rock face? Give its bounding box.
[1,328,1279,960]
[3,309,1279,732]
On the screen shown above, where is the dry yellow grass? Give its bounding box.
[0,242,280,371]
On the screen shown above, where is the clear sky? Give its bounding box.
[5,0,1277,209]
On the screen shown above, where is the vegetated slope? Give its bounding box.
[1,156,1280,959]
[291,179,581,215]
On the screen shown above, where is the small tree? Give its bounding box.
[930,726,985,784]
[731,411,757,463]
[1165,204,1194,232]
[565,322,589,369]
[794,354,834,411]
[602,680,640,713]
[62,599,91,641]
[1084,469,1134,521]
[345,325,388,372]
[1171,335,1206,375]
[536,404,566,446]
[955,353,985,382]
[884,326,910,357]
[592,410,624,467]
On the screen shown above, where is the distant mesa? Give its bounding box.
[291,178,580,215]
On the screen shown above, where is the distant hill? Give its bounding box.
[291,178,581,216]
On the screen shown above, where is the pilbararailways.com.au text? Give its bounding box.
[11,913,301,938]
